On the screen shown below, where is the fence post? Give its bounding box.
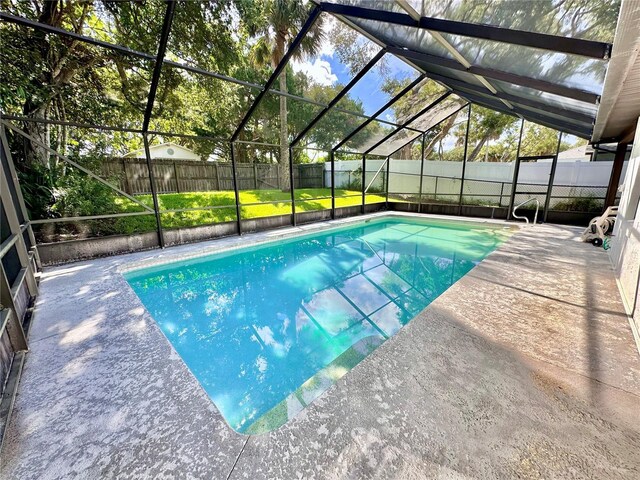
[215,163,221,190]
[121,158,132,194]
[173,161,180,193]
[254,163,259,189]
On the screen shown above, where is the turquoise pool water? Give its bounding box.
[125,217,511,433]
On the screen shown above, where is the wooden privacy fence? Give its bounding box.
[102,158,324,195]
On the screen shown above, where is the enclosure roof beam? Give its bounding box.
[331,74,426,152]
[230,5,322,142]
[454,90,591,138]
[142,0,176,132]
[318,2,612,59]
[392,2,513,112]
[363,91,453,155]
[387,46,600,105]
[420,70,595,126]
[290,48,387,147]
[451,87,593,137]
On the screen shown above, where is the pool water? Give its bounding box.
[125,217,512,433]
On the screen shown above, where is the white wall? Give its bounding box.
[610,121,640,343]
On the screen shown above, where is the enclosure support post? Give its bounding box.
[229,142,242,235]
[507,118,526,220]
[143,134,165,248]
[604,142,628,208]
[458,105,472,215]
[138,0,175,248]
[361,154,366,214]
[543,132,563,222]
[289,146,296,226]
[418,133,426,212]
[385,156,390,208]
[330,150,336,219]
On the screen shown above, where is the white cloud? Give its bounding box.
[290,16,339,86]
[291,58,337,86]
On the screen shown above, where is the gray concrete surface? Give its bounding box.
[1,214,639,479]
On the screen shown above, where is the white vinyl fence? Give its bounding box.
[326,159,626,208]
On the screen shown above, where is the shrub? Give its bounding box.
[552,196,603,212]
[16,162,56,220]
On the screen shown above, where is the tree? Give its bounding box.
[519,123,562,157]
[1,0,248,166]
[300,83,373,150]
[1,0,169,165]
[240,0,325,190]
[464,106,519,162]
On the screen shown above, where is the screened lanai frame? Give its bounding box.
[0,0,624,249]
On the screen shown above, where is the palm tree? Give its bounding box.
[249,0,325,191]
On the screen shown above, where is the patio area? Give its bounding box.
[1,216,639,479]
[1,0,640,478]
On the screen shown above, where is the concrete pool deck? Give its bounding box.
[1,214,639,479]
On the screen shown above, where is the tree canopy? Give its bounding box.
[1,1,591,179]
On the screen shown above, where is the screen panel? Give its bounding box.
[387,136,423,204]
[421,106,470,205]
[460,105,521,209]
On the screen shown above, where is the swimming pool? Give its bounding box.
[125,216,513,434]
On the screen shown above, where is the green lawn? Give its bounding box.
[114,188,386,233]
